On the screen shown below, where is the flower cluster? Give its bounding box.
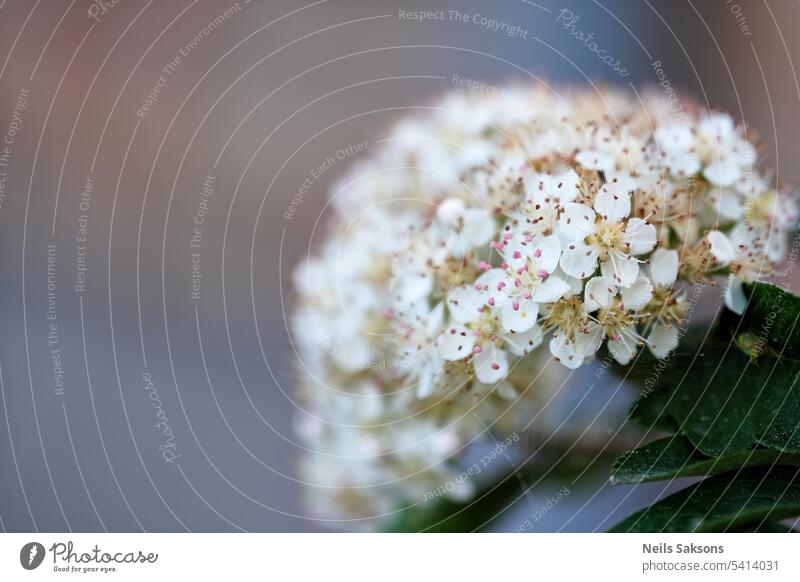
[292,84,796,528]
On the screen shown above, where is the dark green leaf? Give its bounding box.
[629,385,678,433]
[662,346,800,456]
[740,282,800,359]
[611,436,800,484]
[610,465,800,532]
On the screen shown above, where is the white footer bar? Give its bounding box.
[1,533,797,580]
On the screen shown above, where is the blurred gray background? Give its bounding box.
[1,0,799,532]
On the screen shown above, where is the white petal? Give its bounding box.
[550,322,603,370]
[666,152,701,176]
[446,285,483,323]
[768,235,787,264]
[725,278,748,315]
[437,325,475,360]
[560,242,600,279]
[473,344,508,384]
[608,336,637,365]
[594,189,631,223]
[604,171,637,195]
[649,248,679,287]
[620,276,654,310]
[575,149,614,171]
[703,158,741,188]
[474,268,508,294]
[554,169,580,202]
[461,208,494,248]
[699,113,735,140]
[425,302,445,336]
[574,323,604,359]
[559,203,597,242]
[504,325,544,356]
[733,139,757,166]
[393,272,433,304]
[549,334,583,369]
[534,170,580,203]
[501,300,539,333]
[416,374,436,399]
[584,276,616,312]
[647,323,679,359]
[528,234,561,274]
[710,188,743,221]
[707,230,736,265]
[471,268,511,309]
[601,252,639,287]
[553,266,585,296]
[624,218,657,255]
[655,125,693,151]
[531,275,571,303]
[549,324,602,368]
[436,198,466,223]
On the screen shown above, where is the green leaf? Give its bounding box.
[611,436,800,484]
[740,282,800,359]
[629,385,678,433]
[622,324,716,434]
[610,465,800,532]
[661,345,800,456]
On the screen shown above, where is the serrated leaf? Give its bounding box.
[611,436,800,484]
[610,465,800,532]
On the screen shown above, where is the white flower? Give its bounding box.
[291,82,796,527]
[395,303,446,399]
[437,270,543,384]
[696,113,757,187]
[708,186,744,221]
[436,198,495,257]
[546,296,603,369]
[648,248,679,288]
[705,225,773,314]
[512,168,580,238]
[653,124,701,176]
[389,230,437,311]
[647,323,680,359]
[558,188,657,286]
[745,189,799,242]
[718,224,774,314]
[575,149,615,172]
[576,128,648,173]
[707,229,737,265]
[594,276,654,365]
[492,233,570,333]
[645,248,681,358]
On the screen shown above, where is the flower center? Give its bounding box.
[467,310,501,348]
[543,297,586,339]
[598,300,650,338]
[589,220,627,259]
[505,258,546,298]
[645,288,687,324]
